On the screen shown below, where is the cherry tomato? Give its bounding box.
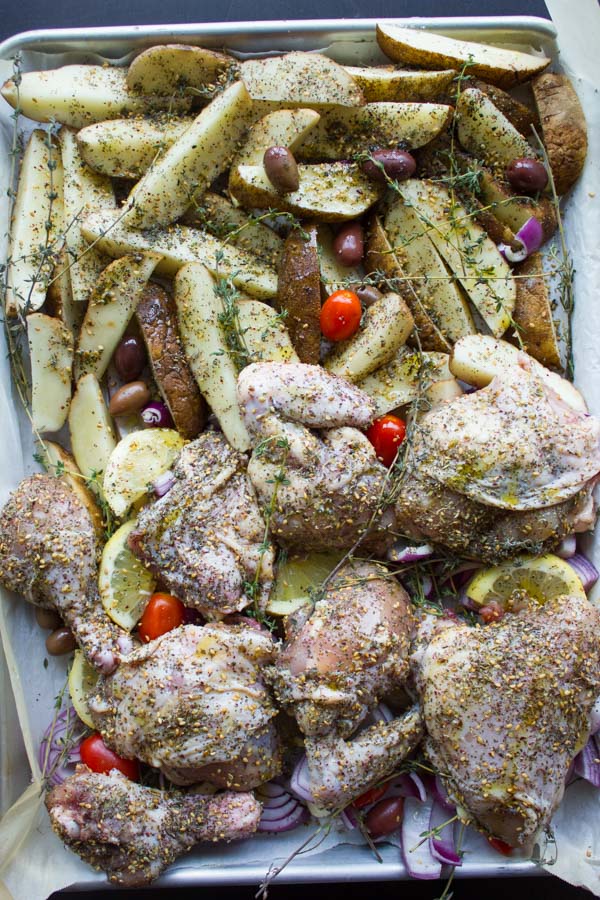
[138,592,185,643]
[80,733,140,781]
[366,414,407,468]
[487,836,514,856]
[320,290,362,341]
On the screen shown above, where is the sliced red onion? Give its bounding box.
[498,217,543,264]
[387,773,425,801]
[141,401,174,428]
[556,535,577,559]
[39,705,87,786]
[433,775,456,813]
[259,796,300,822]
[401,797,442,880]
[153,470,175,497]
[422,575,434,599]
[498,240,528,264]
[258,797,309,833]
[340,806,359,831]
[289,754,315,804]
[259,781,288,799]
[574,737,600,788]
[566,554,599,591]
[429,799,462,867]
[408,772,427,802]
[389,542,434,564]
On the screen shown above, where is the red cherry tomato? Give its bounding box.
[320,289,362,341]
[487,836,514,856]
[366,414,407,468]
[353,784,387,809]
[80,733,140,781]
[138,592,185,643]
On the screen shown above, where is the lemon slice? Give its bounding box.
[68,649,99,728]
[465,553,586,608]
[103,428,185,516]
[267,552,343,616]
[99,519,156,630]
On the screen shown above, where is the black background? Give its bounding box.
[7,0,590,898]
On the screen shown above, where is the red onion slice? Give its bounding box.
[39,705,87,786]
[429,799,462,866]
[408,772,428,803]
[498,239,528,264]
[153,470,175,498]
[258,781,288,799]
[289,754,315,803]
[433,775,456,813]
[258,799,309,833]
[259,796,300,823]
[574,737,600,788]
[389,542,434,564]
[401,797,442,880]
[556,535,577,559]
[340,806,359,831]
[498,217,543,264]
[566,553,599,591]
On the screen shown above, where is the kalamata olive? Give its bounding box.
[263,146,300,193]
[141,400,174,428]
[356,285,383,308]
[114,335,146,381]
[362,150,416,184]
[365,796,405,838]
[35,607,62,630]
[505,157,548,193]
[333,222,365,267]
[109,381,151,416]
[46,627,77,656]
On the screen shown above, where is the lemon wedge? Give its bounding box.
[68,649,99,729]
[267,552,344,616]
[99,519,156,630]
[465,553,586,609]
[103,428,184,517]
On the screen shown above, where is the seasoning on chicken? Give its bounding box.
[89,622,282,788]
[129,431,274,616]
[46,765,261,886]
[0,474,132,673]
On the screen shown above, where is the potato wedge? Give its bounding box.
[174,263,251,451]
[344,66,456,102]
[456,87,536,169]
[449,335,586,412]
[6,130,64,316]
[384,198,476,343]
[80,208,277,299]
[426,377,464,407]
[127,44,237,96]
[298,103,452,161]
[69,373,118,490]
[123,81,255,229]
[76,117,191,179]
[376,24,550,88]
[43,440,103,537]
[230,162,383,222]
[511,252,561,369]
[237,299,299,364]
[75,253,162,380]
[241,53,365,107]
[324,292,413,382]
[46,248,85,337]
[317,224,362,295]
[532,73,587,196]
[357,347,452,415]
[395,179,515,337]
[232,108,321,169]
[470,79,537,137]
[478,169,557,241]
[136,281,206,440]
[28,313,73,433]
[276,226,321,364]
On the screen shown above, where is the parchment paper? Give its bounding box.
[0,7,600,897]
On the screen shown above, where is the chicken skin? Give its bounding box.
[414,596,600,846]
[0,474,132,673]
[238,363,394,552]
[46,765,261,886]
[89,623,281,788]
[129,432,274,616]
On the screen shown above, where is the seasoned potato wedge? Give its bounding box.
[28,313,73,433]
[46,248,85,337]
[43,440,104,537]
[123,81,255,228]
[136,282,207,440]
[76,117,191,179]
[276,226,321,364]
[450,335,586,412]
[456,87,536,169]
[532,73,587,196]
[80,208,278,299]
[470,79,537,137]
[344,66,456,102]
[478,169,557,241]
[395,180,515,337]
[241,53,365,107]
[298,103,452,161]
[230,162,383,222]
[6,130,64,316]
[127,44,237,96]
[174,263,251,451]
[75,253,162,380]
[357,346,452,415]
[237,300,299,364]
[69,373,118,490]
[232,108,320,167]
[511,252,561,369]
[317,224,362,295]
[376,24,550,88]
[324,292,414,382]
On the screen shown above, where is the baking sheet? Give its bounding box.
[0,6,599,897]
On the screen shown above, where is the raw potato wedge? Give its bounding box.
[80,208,277,299]
[76,117,191,179]
[456,87,536,169]
[174,263,251,451]
[376,24,550,88]
[28,313,73,433]
[470,79,537,137]
[75,253,162,380]
[43,440,103,537]
[127,44,237,96]
[532,73,587,196]
[317,224,362,295]
[231,162,383,222]
[46,249,85,337]
[237,300,299,364]
[478,169,557,241]
[324,292,414,382]
[511,252,561,369]
[241,53,365,107]
[344,66,456,102]
[232,108,321,168]
[449,335,586,413]
[6,130,64,316]
[357,347,452,415]
[298,103,453,160]
[276,226,321,364]
[122,81,256,229]
[384,199,475,343]
[69,373,118,490]
[395,179,515,337]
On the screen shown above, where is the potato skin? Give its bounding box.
[275,226,322,364]
[532,73,587,196]
[136,282,206,439]
[470,80,537,138]
[511,252,561,370]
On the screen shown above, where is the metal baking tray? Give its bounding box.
[0,16,557,891]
